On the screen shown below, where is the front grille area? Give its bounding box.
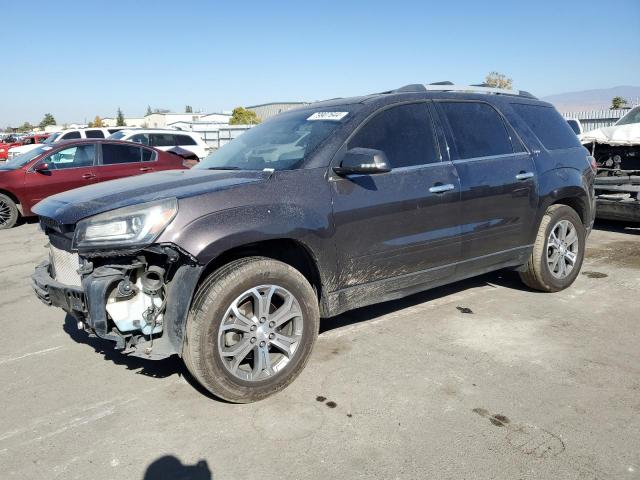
[49,245,82,287]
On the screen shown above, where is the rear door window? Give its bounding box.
[85,130,105,139]
[101,144,142,164]
[511,103,581,150]
[60,131,81,140]
[349,103,439,168]
[439,102,513,160]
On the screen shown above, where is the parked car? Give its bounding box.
[31,83,595,403]
[108,129,210,160]
[0,139,188,229]
[580,106,640,222]
[0,133,51,161]
[7,128,124,160]
[0,135,23,161]
[566,118,583,135]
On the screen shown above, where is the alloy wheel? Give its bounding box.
[546,219,579,279]
[217,285,303,382]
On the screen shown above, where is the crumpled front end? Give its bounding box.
[32,218,202,360]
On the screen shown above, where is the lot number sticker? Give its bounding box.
[307,112,349,121]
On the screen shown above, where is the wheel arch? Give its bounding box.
[0,188,23,215]
[195,238,325,305]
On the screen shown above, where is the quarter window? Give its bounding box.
[176,134,197,146]
[150,134,176,147]
[45,144,96,169]
[101,144,142,164]
[349,103,439,168]
[439,102,513,160]
[142,148,155,162]
[511,103,581,150]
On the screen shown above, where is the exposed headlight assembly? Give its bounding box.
[73,198,178,250]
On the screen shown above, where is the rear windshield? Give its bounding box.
[195,108,354,171]
[511,103,581,150]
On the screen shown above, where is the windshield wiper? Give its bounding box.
[206,166,241,170]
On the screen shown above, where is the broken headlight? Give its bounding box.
[73,198,178,250]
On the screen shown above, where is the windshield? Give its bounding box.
[43,133,60,144]
[108,131,128,140]
[616,106,640,126]
[195,109,352,171]
[2,145,50,169]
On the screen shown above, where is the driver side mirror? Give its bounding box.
[333,148,391,176]
[33,162,50,174]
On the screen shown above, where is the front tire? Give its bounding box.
[184,257,320,403]
[0,193,19,230]
[519,204,586,292]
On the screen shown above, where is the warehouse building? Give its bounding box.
[247,102,308,120]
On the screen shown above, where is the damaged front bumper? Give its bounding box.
[31,249,203,360]
[594,176,640,222]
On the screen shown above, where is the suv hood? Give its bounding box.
[33,169,271,225]
[580,123,640,146]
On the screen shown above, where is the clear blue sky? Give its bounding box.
[1,0,638,126]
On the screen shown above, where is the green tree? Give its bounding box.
[18,122,33,132]
[229,107,261,125]
[484,71,513,89]
[38,113,56,130]
[610,96,628,109]
[146,105,153,116]
[116,108,126,126]
[185,105,193,113]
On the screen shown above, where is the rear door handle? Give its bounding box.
[139,167,153,172]
[515,172,535,181]
[429,183,455,194]
[82,173,96,179]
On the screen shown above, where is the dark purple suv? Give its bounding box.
[31,83,596,403]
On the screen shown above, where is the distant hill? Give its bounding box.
[542,86,640,113]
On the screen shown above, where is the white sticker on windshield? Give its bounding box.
[307,112,349,121]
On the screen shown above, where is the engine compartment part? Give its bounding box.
[106,270,165,336]
[591,143,640,176]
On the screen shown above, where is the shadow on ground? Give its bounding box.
[143,456,212,480]
[593,219,640,235]
[60,266,533,400]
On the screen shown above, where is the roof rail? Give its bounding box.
[390,83,537,99]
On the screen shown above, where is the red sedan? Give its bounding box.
[0,139,189,229]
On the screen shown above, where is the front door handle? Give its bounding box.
[139,167,153,172]
[82,173,96,179]
[515,172,535,181]
[429,183,455,194]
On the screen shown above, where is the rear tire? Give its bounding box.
[0,194,19,230]
[183,257,319,403]
[519,204,585,292]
